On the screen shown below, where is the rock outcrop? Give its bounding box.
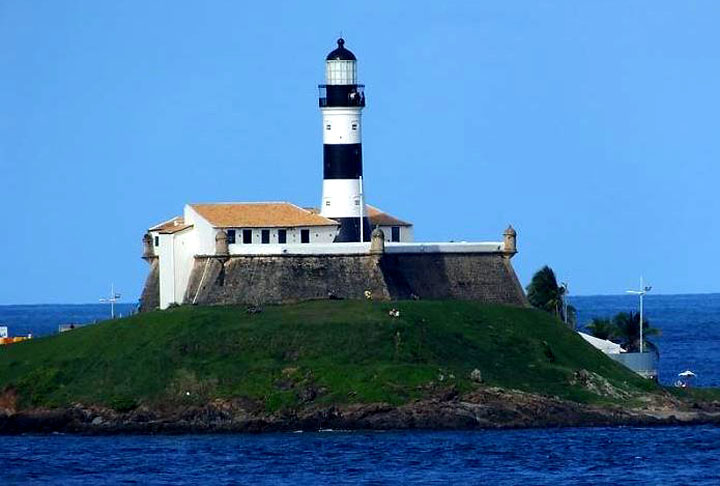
[2,387,719,435]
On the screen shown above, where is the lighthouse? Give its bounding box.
[319,38,371,242]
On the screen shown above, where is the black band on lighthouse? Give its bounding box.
[323,144,363,179]
[332,216,372,242]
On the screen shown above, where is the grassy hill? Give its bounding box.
[0,300,658,412]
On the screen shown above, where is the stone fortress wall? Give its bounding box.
[139,228,527,311]
[182,252,526,307]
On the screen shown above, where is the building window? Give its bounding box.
[351,123,357,130]
[326,124,331,130]
[243,229,252,244]
[325,200,331,206]
[354,198,360,206]
[301,229,310,244]
[278,229,287,244]
[391,226,400,242]
[154,236,159,247]
[227,229,236,244]
[261,229,270,244]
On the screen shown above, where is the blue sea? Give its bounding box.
[1,294,719,484]
[1,427,719,485]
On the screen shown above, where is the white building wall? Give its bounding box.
[404,226,414,242]
[172,229,196,305]
[157,233,175,309]
[148,230,161,252]
[184,205,216,255]
[226,226,339,255]
[157,227,197,309]
[377,225,414,243]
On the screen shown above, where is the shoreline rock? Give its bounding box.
[2,387,719,435]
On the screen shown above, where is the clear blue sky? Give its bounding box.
[1,1,718,304]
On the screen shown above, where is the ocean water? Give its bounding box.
[1,427,719,485]
[0,303,137,338]
[1,295,719,484]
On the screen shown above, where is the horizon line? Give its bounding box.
[2,291,720,307]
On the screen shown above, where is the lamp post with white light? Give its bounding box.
[100,283,122,319]
[560,281,569,327]
[626,277,652,353]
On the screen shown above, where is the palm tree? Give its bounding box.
[526,266,572,324]
[586,317,616,340]
[566,304,578,330]
[612,311,660,353]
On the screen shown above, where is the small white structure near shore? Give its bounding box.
[579,332,658,380]
[578,332,625,355]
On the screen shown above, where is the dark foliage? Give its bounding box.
[585,312,660,354]
[526,266,574,326]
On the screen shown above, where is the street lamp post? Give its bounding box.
[100,283,122,319]
[626,277,652,353]
[561,282,569,328]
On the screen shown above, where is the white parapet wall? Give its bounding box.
[208,241,506,256]
[385,242,504,254]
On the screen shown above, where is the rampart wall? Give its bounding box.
[140,252,528,309]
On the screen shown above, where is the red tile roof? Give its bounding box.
[190,202,339,228]
[366,205,412,226]
[149,217,193,234]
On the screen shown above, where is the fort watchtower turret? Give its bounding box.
[215,230,229,256]
[370,227,385,255]
[142,233,155,260]
[503,225,517,256]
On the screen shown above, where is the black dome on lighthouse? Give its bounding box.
[326,38,356,61]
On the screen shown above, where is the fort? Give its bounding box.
[139,39,527,311]
[140,227,526,310]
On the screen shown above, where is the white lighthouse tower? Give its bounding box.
[319,38,371,242]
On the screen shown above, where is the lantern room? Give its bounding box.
[319,39,365,108]
[325,38,357,85]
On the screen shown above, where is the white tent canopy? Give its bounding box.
[578,332,625,355]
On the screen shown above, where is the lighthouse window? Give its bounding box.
[261,230,270,244]
[326,124,331,130]
[154,236,159,247]
[301,229,310,244]
[351,123,357,130]
[227,229,236,244]
[242,229,252,244]
[278,229,287,244]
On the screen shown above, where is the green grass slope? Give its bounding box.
[0,300,657,411]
